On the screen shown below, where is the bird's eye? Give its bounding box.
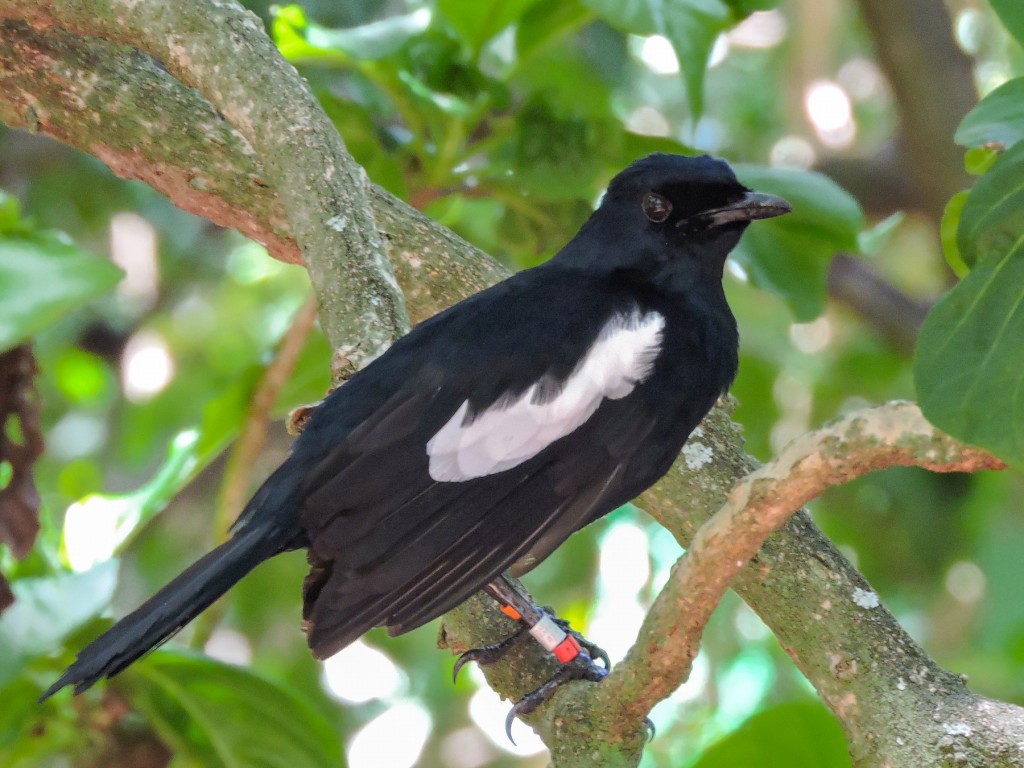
[642,193,672,223]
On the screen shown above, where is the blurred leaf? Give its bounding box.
[690,702,850,767]
[0,561,117,687]
[941,191,970,278]
[989,0,1024,49]
[61,431,206,571]
[273,4,430,63]
[132,651,344,768]
[915,241,1024,465]
[53,348,115,407]
[732,166,863,320]
[957,140,1024,270]
[964,146,1001,176]
[726,0,778,12]
[0,192,26,236]
[0,235,123,353]
[582,0,737,118]
[955,77,1024,150]
[857,211,905,255]
[515,0,592,63]
[437,0,541,54]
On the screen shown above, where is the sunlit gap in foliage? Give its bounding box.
[121,330,174,402]
[322,638,406,704]
[633,34,679,76]
[727,11,787,49]
[468,665,547,757]
[770,136,816,169]
[203,626,253,666]
[440,726,498,768]
[591,519,650,663]
[347,700,432,768]
[946,560,986,604]
[109,212,158,310]
[804,81,856,148]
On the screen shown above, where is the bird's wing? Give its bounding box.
[295,275,667,658]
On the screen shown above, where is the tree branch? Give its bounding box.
[603,401,1004,724]
[5,4,1024,766]
[2,0,410,362]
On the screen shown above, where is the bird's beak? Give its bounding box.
[679,191,792,229]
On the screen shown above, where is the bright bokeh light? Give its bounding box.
[727,10,787,49]
[47,412,106,460]
[204,627,253,666]
[769,135,816,169]
[439,726,496,768]
[347,701,432,768]
[789,316,832,354]
[322,639,405,704]
[468,679,547,756]
[590,521,651,663]
[110,212,159,308]
[64,495,133,572]
[708,35,730,68]
[804,80,856,148]
[837,57,887,102]
[626,106,670,137]
[121,330,174,402]
[945,561,986,604]
[639,35,679,75]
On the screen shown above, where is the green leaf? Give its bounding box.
[955,77,1024,150]
[663,1,732,120]
[941,191,971,278]
[725,0,778,12]
[0,235,123,352]
[273,5,430,63]
[131,651,344,768]
[731,166,864,320]
[582,0,735,119]
[437,0,541,54]
[61,431,207,571]
[857,211,905,255]
[691,702,851,767]
[964,146,1001,176]
[990,0,1024,49]
[0,562,118,687]
[957,140,1024,270]
[515,0,592,64]
[915,241,1024,465]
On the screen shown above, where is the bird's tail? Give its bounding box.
[41,505,298,701]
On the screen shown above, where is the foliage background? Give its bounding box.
[0,0,1022,766]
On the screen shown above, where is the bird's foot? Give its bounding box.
[452,623,531,682]
[543,609,611,670]
[504,649,608,742]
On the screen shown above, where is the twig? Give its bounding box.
[600,401,1006,727]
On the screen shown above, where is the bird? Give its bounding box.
[41,153,791,715]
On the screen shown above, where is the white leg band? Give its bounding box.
[528,615,567,652]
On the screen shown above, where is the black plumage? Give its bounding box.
[43,153,790,698]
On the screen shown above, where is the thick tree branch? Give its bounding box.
[603,401,1005,724]
[4,4,1024,766]
[1,0,409,362]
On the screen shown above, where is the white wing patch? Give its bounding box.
[426,308,666,481]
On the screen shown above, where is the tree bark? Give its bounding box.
[2,2,1022,765]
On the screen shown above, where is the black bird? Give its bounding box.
[42,153,790,716]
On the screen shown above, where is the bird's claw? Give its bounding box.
[452,624,531,683]
[504,650,609,743]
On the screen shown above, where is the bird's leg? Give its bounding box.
[453,575,610,739]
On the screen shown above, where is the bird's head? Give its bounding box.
[569,153,791,282]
